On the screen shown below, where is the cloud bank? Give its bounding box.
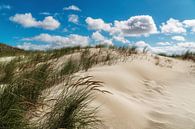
[20,33,90,50]
[86,15,158,37]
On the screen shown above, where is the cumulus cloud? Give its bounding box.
[112,15,158,37]
[86,17,112,32]
[171,36,185,41]
[22,33,90,49]
[183,20,195,32]
[86,15,157,37]
[130,40,195,55]
[10,13,60,30]
[63,5,81,11]
[92,31,113,46]
[160,18,186,34]
[92,31,105,41]
[68,14,79,24]
[0,5,11,10]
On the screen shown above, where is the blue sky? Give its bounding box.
[1,0,195,54]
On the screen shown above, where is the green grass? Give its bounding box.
[60,58,80,76]
[44,76,104,129]
[80,49,93,71]
[16,63,50,104]
[0,62,51,129]
[0,43,26,57]
[0,58,19,84]
[0,45,138,129]
[0,79,31,129]
[0,58,106,129]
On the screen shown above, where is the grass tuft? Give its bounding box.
[43,76,104,129]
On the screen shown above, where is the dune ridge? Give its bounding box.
[79,54,195,129]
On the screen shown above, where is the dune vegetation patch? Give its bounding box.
[0,44,138,129]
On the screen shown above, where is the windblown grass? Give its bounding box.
[0,62,51,129]
[43,76,106,129]
[15,63,50,104]
[0,60,106,129]
[0,45,138,129]
[60,57,80,76]
[0,58,19,84]
[0,82,30,129]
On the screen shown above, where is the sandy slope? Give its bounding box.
[79,54,195,129]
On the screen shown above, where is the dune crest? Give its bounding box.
[80,54,195,129]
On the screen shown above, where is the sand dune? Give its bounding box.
[79,54,195,129]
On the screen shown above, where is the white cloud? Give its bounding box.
[86,15,157,37]
[171,36,185,41]
[92,31,113,46]
[112,15,158,37]
[10,13,60,30]
[152,42,195,55]
[92,31,105,41]
[183,20,195,32]
[131,40,195,55]
[68,14,79,24]
[85,17,112,32]
[160,18,186,34]
[133,41,151,52]
[23,33,90,48]
[0,5,11,10]
[135,41,150,48]
[151,46,182,55]
[113,36,130,43]
[156,42,171,46]
[177,42,195,48]
[63,5,81,11]
[17,42,52,50]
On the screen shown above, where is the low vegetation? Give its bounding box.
[0,43,138,129]
[0,43,25,57]
[158,50,195,62]
[1,42,194,129]
[43,76,105,129]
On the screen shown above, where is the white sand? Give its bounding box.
[79,54,195,129]
[31,53,195,129]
